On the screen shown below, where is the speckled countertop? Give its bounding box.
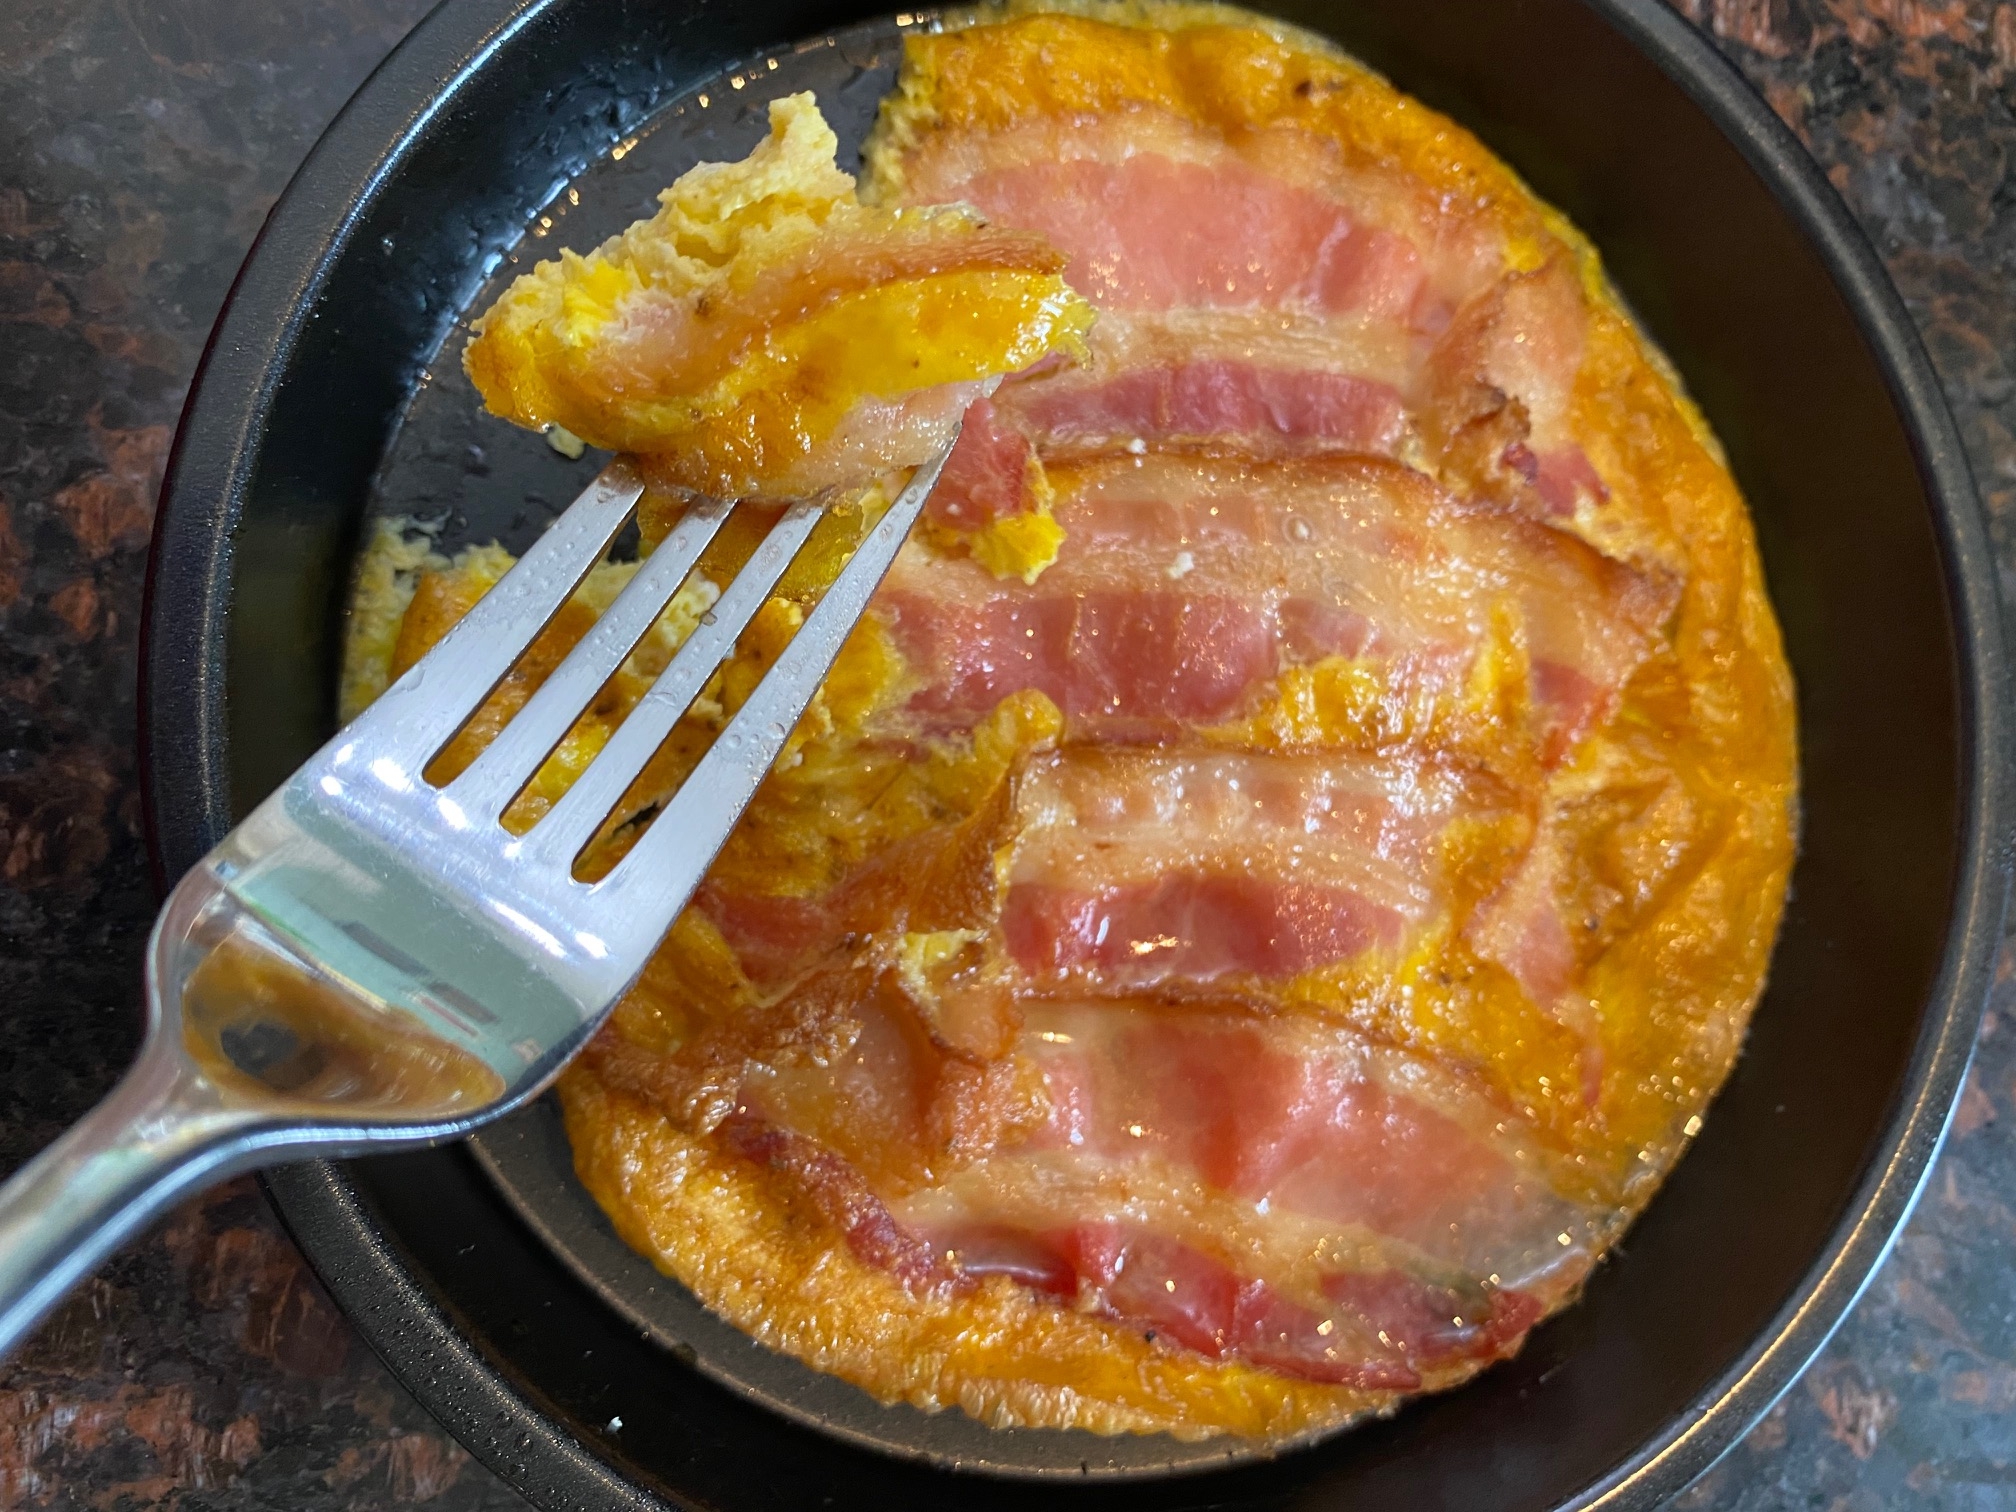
[1,0,2012,1507]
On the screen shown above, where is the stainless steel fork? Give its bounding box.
[0,433,957,1358]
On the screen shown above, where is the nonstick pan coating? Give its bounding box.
[142,0,2011,1506]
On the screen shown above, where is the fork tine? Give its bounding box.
[442,493,736,824]
[583,438,954,914]
[521,495,825,866]
[348,460,647,769]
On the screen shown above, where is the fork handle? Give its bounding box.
[0,1037,259,1357]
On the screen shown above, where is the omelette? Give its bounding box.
[344,1,1797,1443]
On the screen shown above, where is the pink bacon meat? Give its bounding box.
[955,150,1425,318]
[922,397,1037,531]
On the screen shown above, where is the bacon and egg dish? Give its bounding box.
[345,1,1797,1444]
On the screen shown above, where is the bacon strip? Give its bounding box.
[887,1003,1596,1383]
[899,112,1444,306]
[880,454,1672,755]
[954,153,1424,317]
[610,929,1583,1383]
[1003,748,1500,988]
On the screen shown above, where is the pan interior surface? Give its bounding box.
[143,0,2005,1506]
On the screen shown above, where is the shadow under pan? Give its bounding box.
[140,0,2010,1507]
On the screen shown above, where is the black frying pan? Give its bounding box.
[141,0,2012,1506]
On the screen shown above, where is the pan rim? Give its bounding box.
[138,0,2013,1506]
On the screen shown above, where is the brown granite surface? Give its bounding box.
[0,0,2012,1506]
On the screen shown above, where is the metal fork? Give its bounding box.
[0,433,957,1358]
